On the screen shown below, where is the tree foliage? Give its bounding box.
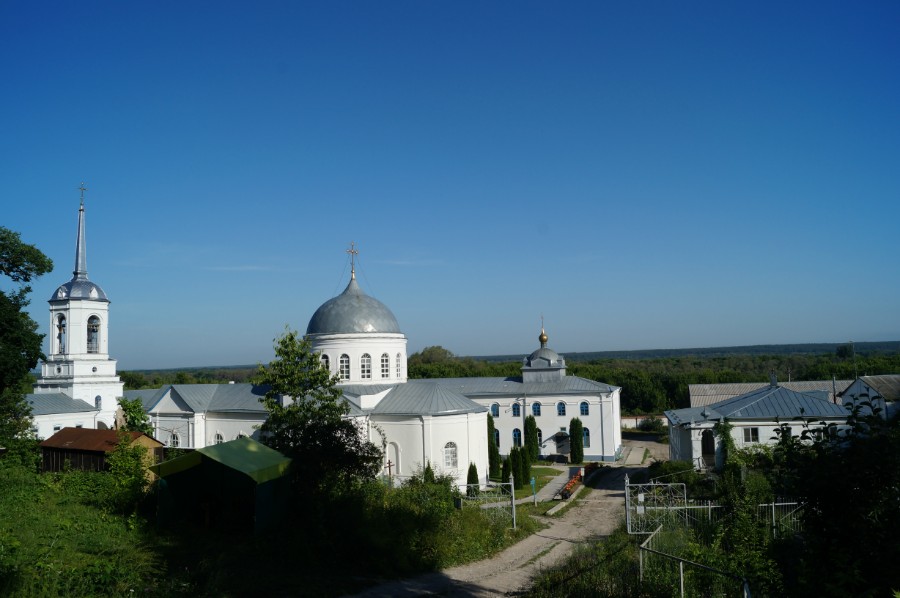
[0,227,52,457]
[524,414,539,461]
[466,462,479,497]
[486,414,500,477]
[117,397,153,436]
[253,328,383,495]
[568,418,584,464]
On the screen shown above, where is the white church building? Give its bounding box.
[27,196,124,439]
[29,197,622,486]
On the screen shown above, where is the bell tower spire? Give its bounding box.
[74,182,88,280]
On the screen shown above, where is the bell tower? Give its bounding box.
[33,185,124,429]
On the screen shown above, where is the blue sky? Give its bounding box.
[2,2,898,369]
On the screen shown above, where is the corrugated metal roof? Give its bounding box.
[27,393,96,415]
[429,376,617,396]
[689,380,853,407]
[40,427,161,452]
[372,381,486,416]
[144,384,269,413]
[850,375,900,402]
[667,384,849,426]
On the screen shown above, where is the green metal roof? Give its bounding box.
[150,437,290,485]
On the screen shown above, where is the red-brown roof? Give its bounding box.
[40,427,162,452]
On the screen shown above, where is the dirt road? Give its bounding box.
[350,437,666,597]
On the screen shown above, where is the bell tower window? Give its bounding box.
[87,316,100,353]
[381,353,390,378]
[56,315,67,354]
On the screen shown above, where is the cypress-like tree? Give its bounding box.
[501,456,511,487]
[509,448,523,489]
[466,462,479,497]
[524,415,539,462]
[487,414,501,478]
[423,460,436,484]
[521,444,532,485]
[569,417,584,464]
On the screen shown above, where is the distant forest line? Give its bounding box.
[117,341,900,415]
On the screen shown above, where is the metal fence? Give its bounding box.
[625,476,802,597]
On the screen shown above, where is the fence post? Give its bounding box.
[679,561,684,598]
[639,545,643,581]
[510,473,516,530]
[624,474,631,533]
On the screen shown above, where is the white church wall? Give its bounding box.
[32,413,100,440]
[311,333,408,384]
[204,413,267,446]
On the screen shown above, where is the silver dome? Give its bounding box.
[51,278,109,302]
[306,277,401,335]
[525,346,564,368]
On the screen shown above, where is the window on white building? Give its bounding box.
[580,402,589,416]
[532,402,541,416]
[743,427,759,443]
[321,354,330,372]
[557,402,566,416]
[537,429,543,446]
[493,429,500,447]
[444,442,458,469]
[381,353,390,378]
[396,353,402,378]
[512,428,522,447]
[512,403,520,417]
[95,396,102,410]
[87,315,101,353]
[170,433,180,448]
[583,428,590,448]
[361,353,372,379]
[215,433,224,444]
[491,403,499,417]
[339,354,350,380]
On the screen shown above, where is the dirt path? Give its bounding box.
[350,437,666,597]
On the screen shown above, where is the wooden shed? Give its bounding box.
[40,427,164,473]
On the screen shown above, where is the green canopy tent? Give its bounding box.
[150,437,292,534]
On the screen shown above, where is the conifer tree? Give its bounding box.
[524,415,539,462]
[501,456,510,486]
[466,462,479,497]
[487,414,500,478]
[569,417,584,464]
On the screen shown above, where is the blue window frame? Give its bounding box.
[532,402,541,416]
[512,403,521,417]
[512,428,522,447]
[491,403,499,417]
[583,428,591,448]
[580,401,589,416]
[557,402,566,416]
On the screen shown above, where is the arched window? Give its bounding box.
[396,353,402,378]
[215,433,224,444]
[95,396,102,410]
[321,354,330,372]
[339,354,350,380]
[537,429,543,446]
[583,428,591,448]
[580,401,589,416]
[493,429,500,447]
[237,432,247,439]
[557,402,567,416]
[87,316,100,353]
[532,402,542,416]
[381,353,390,378]
[444,441,458,468]
[512,403,520,417]
[512,428,522,447]
[56,315,66,354]
[361,353,372,379]
[169,433,180,448]
[491,403,499,417]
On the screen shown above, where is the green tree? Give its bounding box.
[524,414,539,462]
[509,448,523,489]
[501,456,510,486]
[569,418,584,464]
[487,414,500,478]
[253,328,383,495]
[0,227,52,460]
[117,397,153,436]
[466,462,479,497]
[408,345,455,365]
[106,432,150,515]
